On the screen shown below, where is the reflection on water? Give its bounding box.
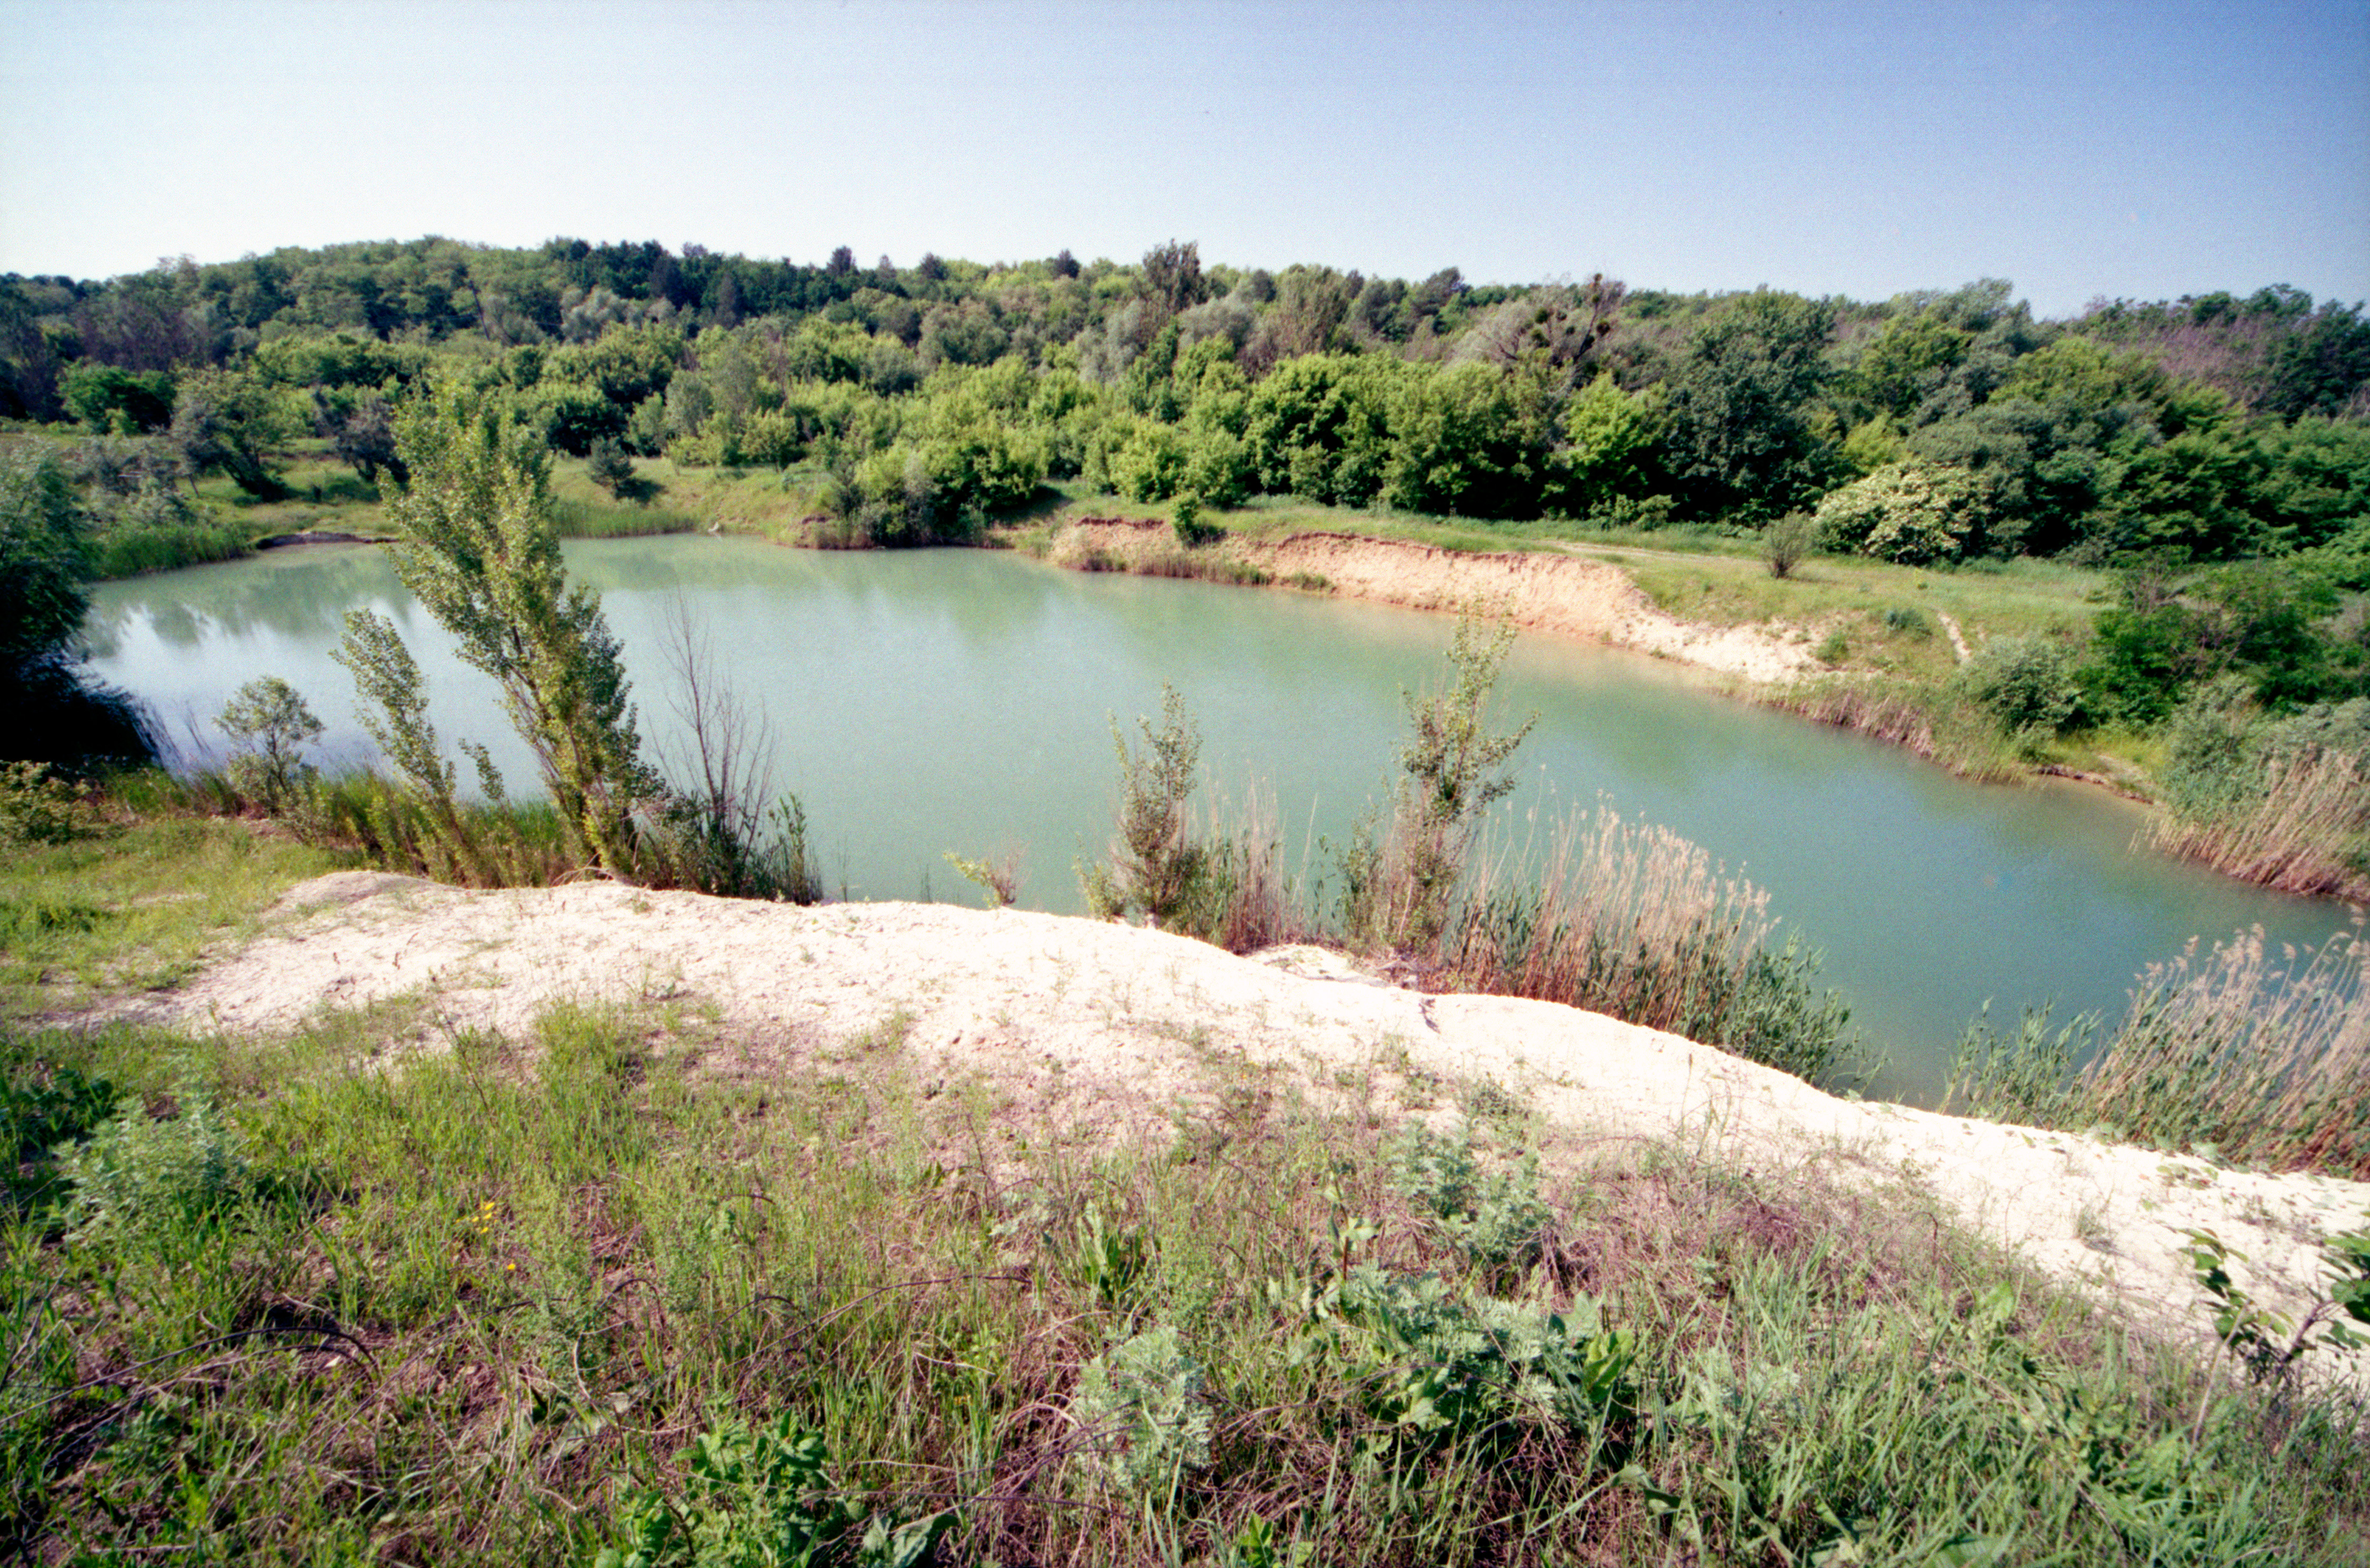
[85,537,2354,1104]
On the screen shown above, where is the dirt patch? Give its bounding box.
[81,874,2370,1376]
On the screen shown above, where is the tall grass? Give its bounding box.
[86,519,255,578]
[1949,926,2370,1176]
[2148,746,2370,901]
[1763,676,2018,781]
[550,495,700,538]
[1444,805,1855,1084]
[0,1001,2360,1563]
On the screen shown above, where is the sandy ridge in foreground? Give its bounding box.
[100,871,2369,1379]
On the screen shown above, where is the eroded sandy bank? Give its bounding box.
[98,871,2370,1377]
[1056,520,1817,683]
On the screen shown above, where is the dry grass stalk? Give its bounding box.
[2082,927,2370,1176]
[1767,681,1938,759]
[1449,804,1773,1035]
[2147,748,2370,902]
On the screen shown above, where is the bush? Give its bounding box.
[0,761,89,847]
[1171,493,1224,547]
[1813,461,1990,564]
[1069,1324,1213,1499]
[1761,511,1815,578]
[2,449,157,769]
[1961,635,2084,737]
[1389,1122,1550,1277]
[1082,685,1221,927]
[57,1081,254,1246]
[215,676,322,814]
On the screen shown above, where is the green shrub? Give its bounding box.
[0,761,88,847]
[1081,684,1221,928]
[56,1081,253,1246]
[1172,493,1224,547]
[1879,605,1933,638]
[1813,461,1990,564]
[215,676,323,814]
[1297,1265,1636,1451]
[1069,1323,1213,1499]
[1388,1122,1549,1276]
[1961,634,2083,736]
[1761,512,1815,579]
[597,1410,954,1568]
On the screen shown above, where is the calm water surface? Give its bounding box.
[83,537,2355,1103]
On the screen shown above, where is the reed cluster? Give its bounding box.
[2148,746,2370,901]
[1949,926,2370,1176]
[1444,806,1852,1084]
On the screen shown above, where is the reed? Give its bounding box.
[1442,804,1855,1083]
[549,496,700,539]
[2148,746,2370,901]
[2087,926,2370,1174]
[1948,926,2370,1177]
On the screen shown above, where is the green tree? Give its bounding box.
[381,381,658,871]
[1656,290,1840,520]
[0,448,152,766]
[214,676,322,812]
[170,366,300,499]
[0,451,91,671]
[587,436,637,498]
[60,363,176,434]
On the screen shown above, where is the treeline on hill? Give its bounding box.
[3,235,2368,887]
[5,237,2366,554]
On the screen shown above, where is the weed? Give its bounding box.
[943,847,1024,908]
[1069,1322,1213,1499]
[1387,1122,1550,1277]
[55,1077,253,1246]
[0,762,90,848]
[597,1410,954,1568]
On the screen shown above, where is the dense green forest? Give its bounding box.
[6,235,2365,565]
[5,236,2368,889]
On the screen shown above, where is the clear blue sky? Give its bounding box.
[2,0,2364,318]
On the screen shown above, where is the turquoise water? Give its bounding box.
[83,537,2354,1102]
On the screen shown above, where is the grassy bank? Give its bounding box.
[2,988,2364,1562]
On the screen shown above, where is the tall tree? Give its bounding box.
[1657,290,1839,519]
[379,382,658,870]
[1139,240,1209,322]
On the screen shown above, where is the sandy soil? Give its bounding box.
[1061,522,1817,683]
[96,871,2370,1377]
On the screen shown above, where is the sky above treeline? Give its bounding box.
[2,0,2364,320]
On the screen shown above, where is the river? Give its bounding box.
[81,535,2355,1103]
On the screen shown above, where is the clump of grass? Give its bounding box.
[1948,926,2370,1176]
[1766,675,2020,780]
[1445,803,1856,1084]
[86,518,255,578]
[2150,743,2370,902]
[550,495,700,539]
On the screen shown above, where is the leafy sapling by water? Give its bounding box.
[214,675,322,815]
